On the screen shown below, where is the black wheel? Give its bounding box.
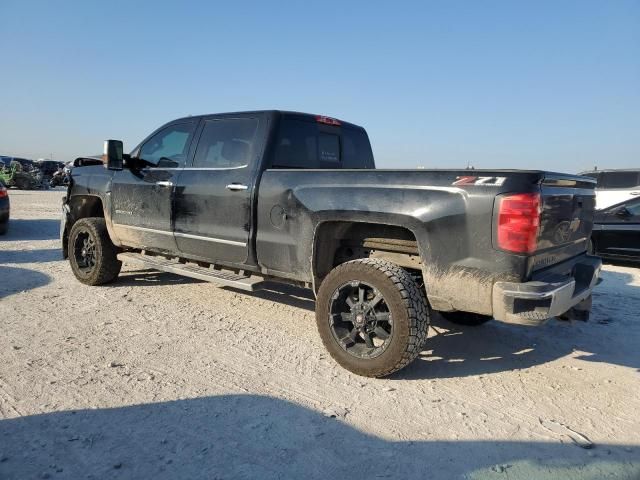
[68,217,121,285]
[440,311,492,326]
[0,222,7,235]
[316,258,429,378]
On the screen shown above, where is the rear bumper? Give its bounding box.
[492,254,602,326]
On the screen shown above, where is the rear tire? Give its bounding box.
[440,311,492,326]
[316,259,429,378]
[0,222,7,235]
[68,217,121,285]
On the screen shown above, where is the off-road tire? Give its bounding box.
[316,258,430,378]
[440,311,492,326]
[68,217,121,285]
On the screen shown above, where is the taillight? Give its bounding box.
[497,192,541,254]
[316,115,341,126]
[0,186,7,198]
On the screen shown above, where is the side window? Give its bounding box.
[192,118,258,168]
[139,123,194,168]
[600,172,640,189]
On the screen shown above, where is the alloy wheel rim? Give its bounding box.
[328,280,393,359]
[73,230,97,273]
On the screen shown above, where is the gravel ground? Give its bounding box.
[1,190,639,479]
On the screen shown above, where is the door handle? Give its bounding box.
[226,183,248,191]
[631,191,640,196]
[156,181,173,187]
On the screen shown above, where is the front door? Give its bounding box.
[111,121,197,252]
[173,116,262,264]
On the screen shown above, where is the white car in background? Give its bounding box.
[581,169,640,210]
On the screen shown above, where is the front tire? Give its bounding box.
[316,259,429,378]
[68,217,121,285]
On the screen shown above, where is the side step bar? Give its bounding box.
[117,252,265,292]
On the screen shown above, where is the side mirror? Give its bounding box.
[104,140,124,170]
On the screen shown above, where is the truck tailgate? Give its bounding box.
[531,174,597,272]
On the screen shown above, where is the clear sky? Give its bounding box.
[1,0,638,172]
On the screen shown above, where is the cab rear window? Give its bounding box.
[271,118,374,169]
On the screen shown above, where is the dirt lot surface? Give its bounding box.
[1,190,639,479]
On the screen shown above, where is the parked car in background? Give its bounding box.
[13,157,38,173]
[581,169,640,210]
[590,197,640,262]
[0,159,44,190]
[0,183,9,235]
[35,159,65,179]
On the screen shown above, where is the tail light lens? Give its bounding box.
[0,186,7,198]
[497,192,541,254]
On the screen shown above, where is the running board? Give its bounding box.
[117,252,265,291]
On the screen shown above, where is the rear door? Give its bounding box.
[172,115,264,264]
[594,199,640,258]
[111,120,197,251]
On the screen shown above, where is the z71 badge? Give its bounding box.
[452,176,507,186]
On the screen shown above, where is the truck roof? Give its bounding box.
[170,110,365,130]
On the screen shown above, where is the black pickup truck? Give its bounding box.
[61,110,601,377]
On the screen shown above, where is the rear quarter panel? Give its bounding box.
[256,169,544,314]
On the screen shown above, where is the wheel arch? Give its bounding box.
[63,194,116,258]
[311,219,427,294]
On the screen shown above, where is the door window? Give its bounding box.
[139,123,194,168]
[192,118,258,168]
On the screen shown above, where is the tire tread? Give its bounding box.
[316,258,429,377]
[68,217,121,285]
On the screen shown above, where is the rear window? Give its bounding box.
[271,118,374,169]
[600,171,640,189]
